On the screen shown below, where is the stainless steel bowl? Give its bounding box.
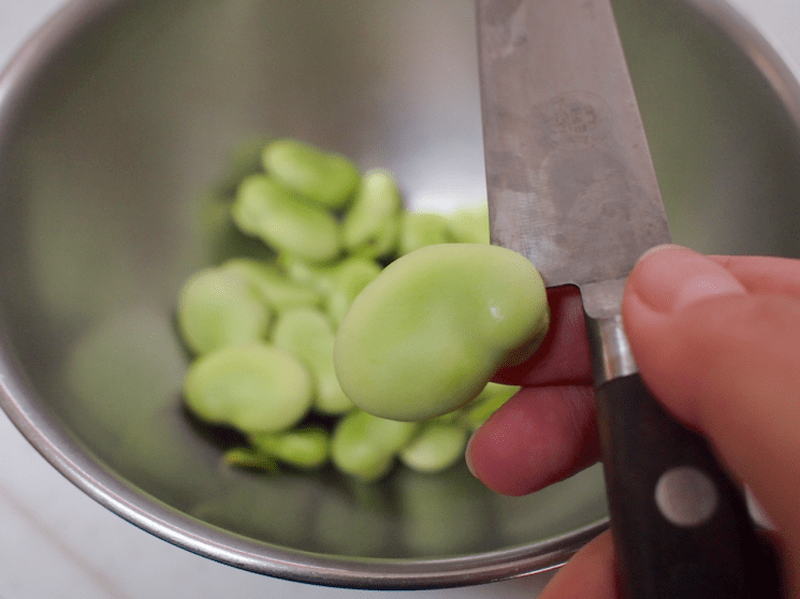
[1,0,799,590]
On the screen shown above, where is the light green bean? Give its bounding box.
[262,138,360,209]
[462,382,520,430]
[176,266,271,355]
[326,257,382,326]
[222,258,322,311]
[444,204,491,244]
[331,410,418,481]
[341,169,401,257]
[250,427,330,469]
[272,307,354,415]
[183,342,313,433]
[399,422,469,473]
[232,174,340,262]
[397,211,454,256]
[334,243,549,421]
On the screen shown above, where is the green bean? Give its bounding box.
[271,307,354,415]
[176,266,271,355]
[231,174,340,262]
[262,139,360,209]
[223,427,330,471]
[222,447,279,471]
[278,255,382,328]
[183,342,313,433]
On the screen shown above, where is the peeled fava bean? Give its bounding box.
[334,243,549,421]
[279,254,340,297]
[463,382,520,430]
[444,204,491,244]
[399,422,468,473]
[326,258,382,326]
[232,174,340,263]
[331,410,418,481]
[222,258,322,311]
[250,427,330,470]
[341,169,401,257]
[183,342,313,433]
[272,307,354,415]
[398,211,454,256]
[262,139,360,209]
[177,267,271,355]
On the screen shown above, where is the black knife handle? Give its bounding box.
[595,373,783,598]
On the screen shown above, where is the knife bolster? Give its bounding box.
[585,313,638,385]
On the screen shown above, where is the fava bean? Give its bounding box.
[444,204,491,244]
[398,422,468,473]
[462,382,520,431]
[183,342,312,433]
[331,410,418,481]
[272,307,354,415]
[341,169,401,257]
[176,267,271,355]
[326,257,381,326]
[222,447,279,471]
[250,426,330,469]
[334,243,549,421]
[223,258,322,311]
[278,254,340,297]
[232,174,340,262]
[223,427,330,471]
[279,255,381,322]
[262,138,360,209]
[178,138,547,483]
[397,211,454,256]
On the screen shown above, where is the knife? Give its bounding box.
[476,0,783,597]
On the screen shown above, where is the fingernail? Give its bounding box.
[631,245,746,313]
[464,433,478,478]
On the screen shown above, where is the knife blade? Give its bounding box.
[476,0,783,597]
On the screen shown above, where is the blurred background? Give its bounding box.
[0,0,798,598]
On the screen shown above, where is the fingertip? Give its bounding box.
[626,244,746,316]
[465,385,599,496]
[539,530,617,599]
[622,245,749,407]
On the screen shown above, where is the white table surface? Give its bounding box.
[0,0,798,598]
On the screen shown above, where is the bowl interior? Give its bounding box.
[0,0,799,587]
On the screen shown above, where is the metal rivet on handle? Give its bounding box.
[655,466,719,527]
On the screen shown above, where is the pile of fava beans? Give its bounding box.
[176,139,521,481]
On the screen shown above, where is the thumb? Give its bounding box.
[622,245,800,585]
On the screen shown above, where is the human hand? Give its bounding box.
[465,245,800,598]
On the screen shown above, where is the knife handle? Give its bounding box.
[595,373,783,598]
